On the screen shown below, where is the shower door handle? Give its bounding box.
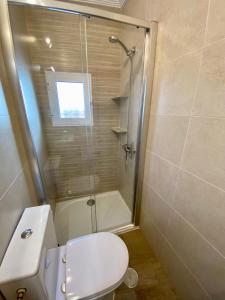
[122,143,136,160]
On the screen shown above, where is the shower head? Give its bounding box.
[108,35,136,57]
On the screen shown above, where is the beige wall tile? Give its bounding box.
[140,213,162,256]
[0,79,35,262]
[141,0,225,297]
[151,52,201,116]
[0,115,22,196]
[146,0,161,21]
[123,0,147,19]
[0,172,32,261]
[158,237,211,300]
[140,184,151,225]
[182,117,225,191]
[148,115,189,165]
[141,184,171,236]
[173,170,225,257]
[0,49,36,263]
[154,0,209,62]
[193,40,225,117]
[205,0,225,44]
[0,83,22,197]
[167,209,225,298]
[141,219,210,300]
[144,152,179,203]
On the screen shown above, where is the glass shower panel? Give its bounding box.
[7,1,146,242]
[119,23,146,219]
[84,16,146,231]
[8,4,97,243]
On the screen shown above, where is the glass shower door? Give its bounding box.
[8,3,97,244]
[84,16,146,232]
[7,0,146,243]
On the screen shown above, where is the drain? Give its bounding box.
[87,199,95,206]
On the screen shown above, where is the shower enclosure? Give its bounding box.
[0,0,157,244]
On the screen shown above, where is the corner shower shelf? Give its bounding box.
[112,96,128,102]
[112,127,127,134]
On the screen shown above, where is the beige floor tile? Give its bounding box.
[115,229,181,300]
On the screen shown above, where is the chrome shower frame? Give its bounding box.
[0,0,158,226]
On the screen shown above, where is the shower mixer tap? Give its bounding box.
[122,143,136,160]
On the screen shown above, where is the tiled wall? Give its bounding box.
[23,7,122,200]
[125,0,225,299]
[0,54,36,262]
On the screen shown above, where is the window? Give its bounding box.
[45,71,92,126]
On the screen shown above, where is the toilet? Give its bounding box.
[0,205,129,300]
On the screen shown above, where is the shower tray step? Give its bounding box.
[112,127,127,134]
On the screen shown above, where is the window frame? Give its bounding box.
[45,71,93,126]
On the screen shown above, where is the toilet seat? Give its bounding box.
[65,232,129,300]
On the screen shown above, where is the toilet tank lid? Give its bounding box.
[0,205,51,284]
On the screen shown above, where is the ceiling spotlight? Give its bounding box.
[45,37,51,44]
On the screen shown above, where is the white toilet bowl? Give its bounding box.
[0,205,129,300]
[56,232,129,300]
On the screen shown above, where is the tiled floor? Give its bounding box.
[115,229,181,300]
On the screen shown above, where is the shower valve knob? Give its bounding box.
[122,143,136,160]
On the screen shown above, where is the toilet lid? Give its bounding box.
[65,232,129,300]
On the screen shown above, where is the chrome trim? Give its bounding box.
[0,0,46,203]
[21,229,33,239]
[133,22,158,225]
[8,0,151,29]
[61,282,66,294]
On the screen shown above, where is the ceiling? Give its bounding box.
[72,0,127,8]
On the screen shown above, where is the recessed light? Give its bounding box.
[45,37,51,44]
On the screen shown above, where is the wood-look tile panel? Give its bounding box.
[25,7,122,200]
